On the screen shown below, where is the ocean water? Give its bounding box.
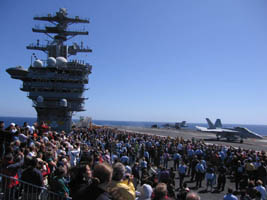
[1,116,267,136]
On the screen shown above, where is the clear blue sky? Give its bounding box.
[1,0,267,125]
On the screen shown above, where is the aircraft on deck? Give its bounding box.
[162,121,187,129]
[195,118,263,143]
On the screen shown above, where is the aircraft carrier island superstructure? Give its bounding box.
[6,8,92,132]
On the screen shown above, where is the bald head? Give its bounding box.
[186,192,200,200]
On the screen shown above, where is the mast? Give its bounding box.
[27,8,92,58]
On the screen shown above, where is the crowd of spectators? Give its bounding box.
[0,120,267,200]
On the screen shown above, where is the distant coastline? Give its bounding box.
[1,116,267,136]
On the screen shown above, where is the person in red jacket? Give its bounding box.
[1,153,23,200]
[36,158,51,186]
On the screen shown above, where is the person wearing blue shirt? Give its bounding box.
[201,159,207,170]
[144,151,149,162]
[195,149,203,156]
[178,161,187,188]
[126,143,131,148]
[122,146,127,154]
[187,149,195,157]
[140,158,147,170]
[205,167,216,192]
[120,154,129,165]
[223,188,238,200]
[173,152,181,171]
[116,142,122,149]
[187,149,195,176]
[219,151,226,161]
[146,141,152,148]
[195,160,205,188]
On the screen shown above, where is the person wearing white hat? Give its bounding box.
[9,123,17,133]
[137,184,153,200]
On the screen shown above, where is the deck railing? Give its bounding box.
[0,173,69,200]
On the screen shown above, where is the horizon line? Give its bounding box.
[1,115,266,126]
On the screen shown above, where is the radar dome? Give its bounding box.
[47,57,56,67]
[60,99,67,107]
[33,59,43,67]
[37,96,44,103]
[56,57,67,67]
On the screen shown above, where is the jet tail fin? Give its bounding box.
[214,119,222,128]
[206,118,215,129]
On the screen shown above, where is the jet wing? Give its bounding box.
[196,126,238,133]
[195,126,209,131]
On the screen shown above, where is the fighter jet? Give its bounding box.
[175,121,188,129]
[195,118,263,143]
[162,121,187,129]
